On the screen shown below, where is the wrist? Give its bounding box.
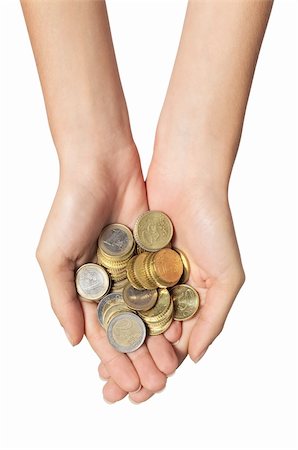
[153,124,239,195]
[57,137,139,186]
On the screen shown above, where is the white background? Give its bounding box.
[1,1,297,449]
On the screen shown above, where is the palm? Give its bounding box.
[38,147,180,402]
[146,160,245,363]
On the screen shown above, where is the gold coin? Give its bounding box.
[173,247,190,283]
[145,301,174,335]
[98,224,134,258]
[152,248,183,287]
[123,283,158,311]
[144,252,158,288]
[133,252,155,289]
[171,284,200,321]
[140,298,173,324]
[139,288,171,319]
[133,211,173,252]
[110,278,129,293]
[103,303,132,329]
[126,255,144,290]
[97,245,135,268]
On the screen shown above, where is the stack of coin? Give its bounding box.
[127,248,184,290]
[97,292,133,330]
[97,224,135,282]
[138,288,174,335]
[75,210,200,353]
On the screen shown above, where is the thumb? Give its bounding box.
[188,276,244,362]
[37,249,85,346]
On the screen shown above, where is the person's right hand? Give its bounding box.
[36,142,180,403]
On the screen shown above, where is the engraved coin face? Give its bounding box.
[98,224,134,257]
[123,283,158,311]
[97,292,124,326]
[107,312,146,353]
[133,211,173,252]
[153,248,183,285]
[171,284,200,321]
[75,263,110,301]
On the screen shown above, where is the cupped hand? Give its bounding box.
[36,143,180,403]
[145,154,245,366]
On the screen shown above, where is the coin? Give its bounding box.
[107,312,146,353]
[97,292,124,327]
[134,252,156,290]
[103,302,131,329]
[152,248,183,287]
[173,247,190,283]
[139,288,171,319]
[123,283,158,311]
[171,284,200,321]
[75,263,110,302]
[133,211,173,252]
[98,224,134,258]
[126,255,144,290]
[147,302,174,335]
[110,278,129,293]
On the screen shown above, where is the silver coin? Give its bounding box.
[107,312,146,353]
[98,224,134,257]
[97,292,125,326]
[75,263,110,301]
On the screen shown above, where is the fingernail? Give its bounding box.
[173,339,180,345]
[130,385,142,394]
[193,347,209,363]
[64,329,75,346]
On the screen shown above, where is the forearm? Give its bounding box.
[155,0,273,190]
[21,0,133,167]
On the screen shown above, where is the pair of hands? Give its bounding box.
[36,140,245,404]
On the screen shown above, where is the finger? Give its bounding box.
[98,362,110,381]
[102,379,128,403]
[127,344,167,393]
[82,301,141,393]
[163,320,182,343]
[129,387,154,404]
[146,335,178,375]
[188,279,244,362]
[37,250,85,346]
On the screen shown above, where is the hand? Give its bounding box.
[145,150,245,365]
[36,143,180,403]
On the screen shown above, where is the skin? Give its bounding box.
[21,0,273,403]
[21,0,180,400]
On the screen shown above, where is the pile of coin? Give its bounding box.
[75,211,200,353]
[97,224,135,282]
